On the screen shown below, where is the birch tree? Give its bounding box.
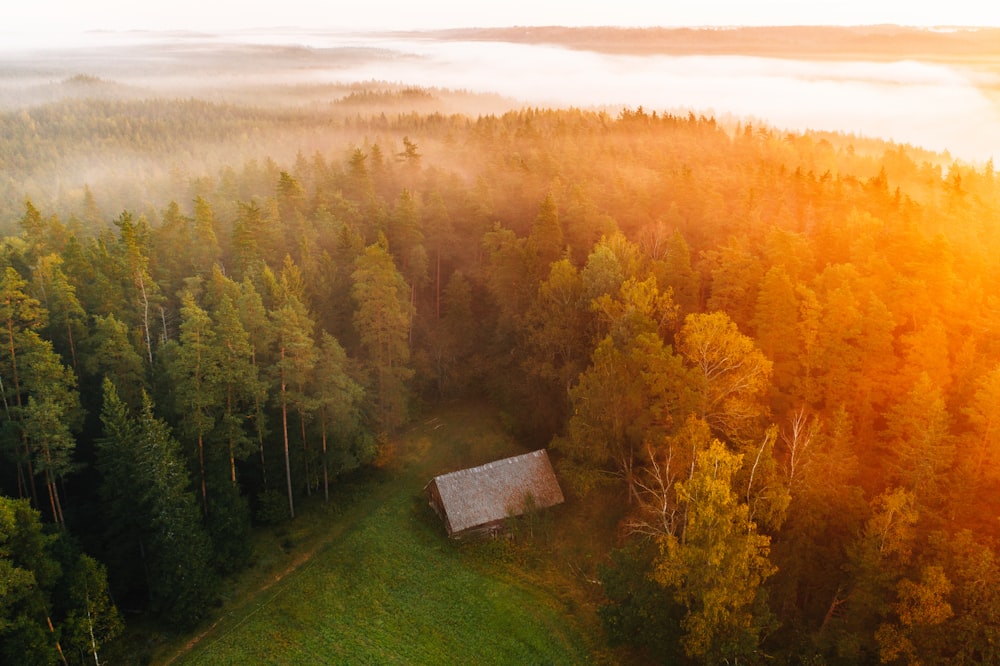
[653,439,776,664]
[677,311,773,444]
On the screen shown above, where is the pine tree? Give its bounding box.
[557,332,687,499]
[29,254,86,369]
[0,496,61,663]
[884,373,954,509]
[212,291,262,486]
[113,212,163,366]
[352,237,414,435]
[0,267,81,526]
[658,229,701,316]
[191,196,221,277]
[236,277,273,488]
[529,192,564,268]
[0,266,44,506]
[752,265,801,403]
[269,284,317,518]
[313,332,365,501]
[231,202,265,282]
[81,314,147,410]
[170,292,219,515]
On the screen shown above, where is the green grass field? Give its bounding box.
[161,403,601,664]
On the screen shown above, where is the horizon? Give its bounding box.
[6,1,1000,41]
[4,21,999,55]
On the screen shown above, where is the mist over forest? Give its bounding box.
[2,24,1000,665]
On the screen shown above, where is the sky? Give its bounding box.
[7,0,1000,37]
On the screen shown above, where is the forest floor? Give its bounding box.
[149,401,614,664]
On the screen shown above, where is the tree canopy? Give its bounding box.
[2,85,1000,664]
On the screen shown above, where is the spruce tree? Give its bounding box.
[97,381,215,629]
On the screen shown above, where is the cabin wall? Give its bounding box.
[451,518,508,540]
[427,481,445,520]
[426,481,456,535]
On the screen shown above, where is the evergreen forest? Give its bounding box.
[3,50,1000,664]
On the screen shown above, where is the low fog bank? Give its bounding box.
[338,35,1000,162]
[2,29,998,163]
[0,30,1000,161]
[0,36,443,108]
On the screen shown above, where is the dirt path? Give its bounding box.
[156,407,488,664]
[159,474,405,665]
[163,544,321,664]
[154,416,454,666]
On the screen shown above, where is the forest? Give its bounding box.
[3,53,1000,664]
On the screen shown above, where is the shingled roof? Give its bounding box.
[426,449,565,538]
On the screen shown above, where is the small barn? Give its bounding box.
[425,449,565,538]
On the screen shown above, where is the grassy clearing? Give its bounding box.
[160,402,603,664]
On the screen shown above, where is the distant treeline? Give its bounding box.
[423,25,1000,61]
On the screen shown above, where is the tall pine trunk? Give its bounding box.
[45,470,60,527]
[65,320,77,369]
[251,347,267,489]
[280,347,295,519]
[46,615,68,665]
[227,387,237,485]
[321,416,329,502]
[300,409,310,497]
[6,317,39,508]
[197,431,207,515]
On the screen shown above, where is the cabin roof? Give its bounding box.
[427,449,564,536]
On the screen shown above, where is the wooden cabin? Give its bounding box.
[425,449,565,539]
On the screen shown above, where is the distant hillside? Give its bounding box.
[418,25,1000,63]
